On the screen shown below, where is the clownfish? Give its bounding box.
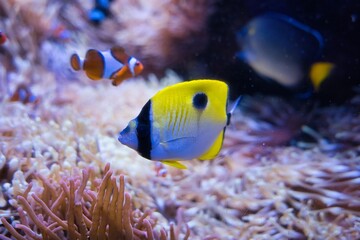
[70,46,143,86]
[118,79,241,169]
[236,13,334,92]
[0,31,7,45]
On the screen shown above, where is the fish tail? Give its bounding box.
[309,62,335,91]
[70,53,83,71]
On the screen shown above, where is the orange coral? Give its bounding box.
[0,163,190,239]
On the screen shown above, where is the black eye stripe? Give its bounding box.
[136,100,152,159]
[193,92,208,110]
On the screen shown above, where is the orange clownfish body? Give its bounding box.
[0,31,7,45]
[70,46,143,86]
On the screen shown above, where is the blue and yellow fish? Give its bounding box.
[70,46,143,86]
[118,79,241,169]
[237,13,334,92]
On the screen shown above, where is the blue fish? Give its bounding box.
[89,0,113,24]
[236,13,334,91]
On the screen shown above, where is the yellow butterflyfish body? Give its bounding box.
[118,80,240,169]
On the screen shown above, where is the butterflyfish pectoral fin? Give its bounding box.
[161,160,188,169]
[199,129,225,161]
[309,62,335,91]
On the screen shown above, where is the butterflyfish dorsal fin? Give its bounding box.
[70,54,82,71]
[111,46,129,63]
[83,49,104,80]
[198,129,225,160]
[309,62,335,91]
[161,160,188,169]
[227,96,242,125]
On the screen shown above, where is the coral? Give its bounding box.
[1,76,360,239]
[139,148,360,239]
[0,163,189,240]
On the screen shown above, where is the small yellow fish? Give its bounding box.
[118,79,241,169]
[70,46,143,86]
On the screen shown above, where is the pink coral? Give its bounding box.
[0,163,189,239]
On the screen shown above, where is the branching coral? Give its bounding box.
[0,163,190,240]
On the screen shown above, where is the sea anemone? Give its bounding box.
[0,163,190,239]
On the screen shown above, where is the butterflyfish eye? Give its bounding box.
[193,92,208,110]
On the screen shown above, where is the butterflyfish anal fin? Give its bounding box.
[70,54,82,71]
[199,129,225,160]
[161,160,187,169]
[83,49,104,80]
[309,62,335,91]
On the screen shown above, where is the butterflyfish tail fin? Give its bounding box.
[83,49,105,80]
[161,160,188,169]
[227,96,242,126]
[70,53,83,71]
[309,62,335,91]
[199,130,225,160]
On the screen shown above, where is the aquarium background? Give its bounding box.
[0,0,359,239]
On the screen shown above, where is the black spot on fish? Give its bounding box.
[193,92,208,110]
[136,100,152,159]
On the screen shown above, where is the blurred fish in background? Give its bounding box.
[9,84,40,105]
[199,0,359,103]
[88,0,114,24]
[236,13,334,97]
